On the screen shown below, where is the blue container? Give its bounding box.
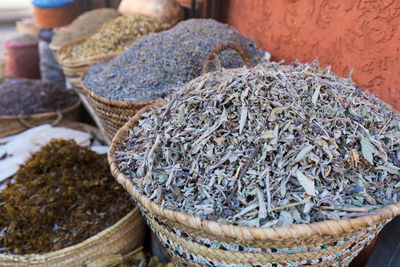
[31,0,76,9]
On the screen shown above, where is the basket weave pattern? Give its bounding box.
[0,208,145,266]
[0,98,81,138]
[81,79,162,141]
[108,103,400,267]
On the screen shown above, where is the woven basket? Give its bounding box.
[57,37,120,94]
[108,96,400,267]
[0,96,81,139]
[0,121,146,266]
[80,69,159,142]
[0,198,145,267]
[56,37,122,143]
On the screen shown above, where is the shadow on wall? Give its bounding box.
[220,0,400,111]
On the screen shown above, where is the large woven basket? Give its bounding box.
[80,68,159,142]
[0,96,81,139]
[0,121,146,266]
[108,101,400,267]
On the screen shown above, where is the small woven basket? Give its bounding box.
[0,88,81,138]
[80,68,159,142]
[0,121,146,266]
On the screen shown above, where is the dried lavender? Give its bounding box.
[83,19,266,102]
[0,78,78,116]
[115,61,400,227]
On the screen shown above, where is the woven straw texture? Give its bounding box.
[80,68,161,141]
[0,97,80,138]
[108,102,400,267]
[0,208,145,266]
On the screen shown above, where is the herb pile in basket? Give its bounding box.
[115,61,400,228]
[83,19,265,102]
[58,14,170,61]
[0,78,78,116]
[51,8,121,49]
[0,139,134,254]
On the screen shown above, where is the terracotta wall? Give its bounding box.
[221,0,400,111]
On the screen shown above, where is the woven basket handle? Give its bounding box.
[202,43,252,74]
[19,110,63,129]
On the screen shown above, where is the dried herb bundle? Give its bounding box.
[83,19,265,102]
[116,61,400,228]
[0,139,134,254]
[58,14,170,61]
[0,78,78,116]
[51,8,121,48]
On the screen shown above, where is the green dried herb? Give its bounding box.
[58,14,170,61]
[51,8,121,48]
[0,139,134,254]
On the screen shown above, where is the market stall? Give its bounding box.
[1,1,399,266]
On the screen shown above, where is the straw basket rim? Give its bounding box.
[108,90,400,242]
[56,36,121,68]
[80,67,160,108]
[0,208,140,263]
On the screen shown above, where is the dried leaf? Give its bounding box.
[239,106,248,134]
[211,137,224,147]
[294,145,314,163]
[294,169,316,197]
[312,85,321,104]
[278,211,294,226]
[360,137,375,165]
[256,187,267,219]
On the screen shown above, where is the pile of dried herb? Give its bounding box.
[0,78,78,116]
[51,8,121,49]
[0,139,134,254]
[58,14,170,61]
[83,19,265,102]
[115,61,400,228]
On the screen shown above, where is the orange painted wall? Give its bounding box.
[221,0,400,111]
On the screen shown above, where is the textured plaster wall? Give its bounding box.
[222,0,400,111]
